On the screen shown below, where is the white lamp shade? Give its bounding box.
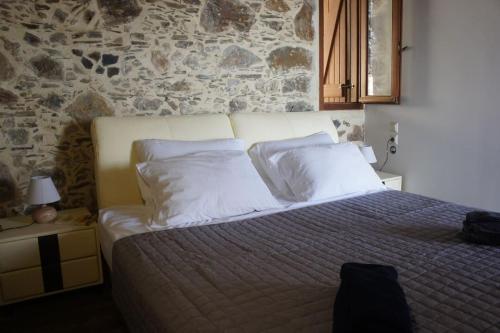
[27,176,61,205]
[360,145,377,164]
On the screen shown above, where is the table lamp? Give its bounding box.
[360,145,377,164]
[27,176,61,224]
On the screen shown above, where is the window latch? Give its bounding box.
[398,43,409,53]
[340,81,354,97]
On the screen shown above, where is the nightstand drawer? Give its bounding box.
[61,256,100,289]
[0,229,97,273]
[58,229,97,261]
[0,256,101,302]
[0,239,40,273]
[383,178,402,191]
[0,266,44,301]
[376,171,403,191]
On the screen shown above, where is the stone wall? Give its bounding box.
[0,0,364,217]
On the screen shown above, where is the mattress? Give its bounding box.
[112,190,500,332]
[99,190,382,267]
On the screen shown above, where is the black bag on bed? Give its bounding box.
[462,211,500,246]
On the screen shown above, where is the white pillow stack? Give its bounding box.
[134,139,281,227]
[248,132,335,200]
[134,138,245,208]
[133,134,385,227]
[268,143,385,202]
[136,151,281,227]
[134,138,245,162]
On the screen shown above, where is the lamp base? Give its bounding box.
[32,205,58,224]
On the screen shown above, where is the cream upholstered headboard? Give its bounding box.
[229,112,339,149]
[92,112,339,209]
[91,115,235,208]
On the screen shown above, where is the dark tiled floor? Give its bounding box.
[0,283,128,333]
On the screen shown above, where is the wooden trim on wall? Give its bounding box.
[359,0,368,100]
[323,102,364,110]
[323,0,345,83]
[349,0,360,103]
[319,0,325,110]
[392,0,403,102]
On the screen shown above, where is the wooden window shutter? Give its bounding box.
[320,0,360,109]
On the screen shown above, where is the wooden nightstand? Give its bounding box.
[0,208,103,305]
[376,171,403,191]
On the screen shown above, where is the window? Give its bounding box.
[319,0,402,109]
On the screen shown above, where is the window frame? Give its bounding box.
[319,0,403,110]
[359,0,403,104]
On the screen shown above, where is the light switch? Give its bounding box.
[390,122,399,145]
[390,121,399,134]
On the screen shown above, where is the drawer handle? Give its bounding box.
[38,234,63,292]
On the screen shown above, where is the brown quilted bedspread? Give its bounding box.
[112,190,500,332]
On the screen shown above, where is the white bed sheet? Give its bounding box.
[99,189,387,268]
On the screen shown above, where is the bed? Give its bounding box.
[91,112,500,332]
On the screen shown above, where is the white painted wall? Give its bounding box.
[365,0,500,211]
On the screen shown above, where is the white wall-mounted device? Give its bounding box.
[389,121,399,154]
[390,121,399,145]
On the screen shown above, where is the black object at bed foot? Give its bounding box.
[333,263,413,333]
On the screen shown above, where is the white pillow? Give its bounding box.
[269,143,385,202]
[134,138,245,162]
[136,151,282,227]
[134,138,245,206]
[248,132,335,200]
